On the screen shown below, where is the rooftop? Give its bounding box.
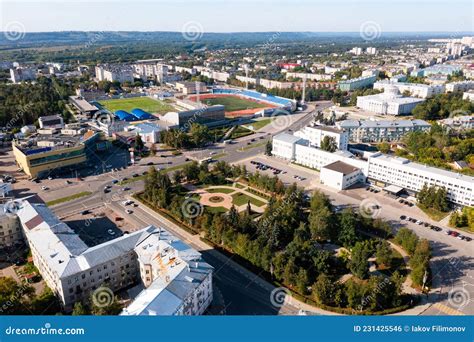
[323,160,360,175]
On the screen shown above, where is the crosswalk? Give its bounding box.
[432,303,465,315]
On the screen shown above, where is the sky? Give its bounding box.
[0,0,472,33]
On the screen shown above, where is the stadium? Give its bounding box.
[188,88,296,118]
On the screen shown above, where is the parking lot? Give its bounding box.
[237,155,318,188]
[62,205,136,247]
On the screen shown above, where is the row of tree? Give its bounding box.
[417,184,449,213]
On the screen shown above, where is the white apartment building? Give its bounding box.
[356,86,424,115]
[95,65,134,83]
[121,227,213,316]
[285,72,332,81]
[366,47,377,55]
[350,47,363,55]
[10,67,36,84]
[374,80,445,98]
[440,115,474,131]
[133,61,168,83]
[0,203,22,248]
[294,125,349,151]
[446,81,474,93]
[368,153,474,207]
[200,69,230,82]
[175,81,208,95]
[463,90,474,102]
[336,119,431,143]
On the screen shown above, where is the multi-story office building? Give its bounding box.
[337,75,377,91]
[356,86,424,115]
[272,131,474,206]
[336,119,431,143]
[294,125,349,151]
[121,228,213,316]
[374,80,445,98]
[0,204,22,248]
[463,90,474,102]
[368,153,473,207]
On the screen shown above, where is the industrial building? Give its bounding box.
[374,80,445,98]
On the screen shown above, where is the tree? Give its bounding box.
[338,209,358,247]
[377,142,391,154]
[312,274,337,305]
[189,123,210,147]
[394,228,419,255]
[134,134,144,153]
[375,240,392,268]
[320,136,337,152]
[72,301,89,315]
[349,241,371,279]
[265,140,273,156]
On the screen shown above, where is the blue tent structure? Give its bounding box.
[130,108,153,120]
[115,110,136,122]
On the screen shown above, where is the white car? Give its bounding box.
[122,200,133,206]
[41,186,49,191]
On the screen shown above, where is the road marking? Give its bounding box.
[432,303,465,315]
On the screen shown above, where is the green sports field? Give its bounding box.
[99,97,175,115]
[200,96,268,112]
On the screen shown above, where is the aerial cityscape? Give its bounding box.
[0,1,472,340]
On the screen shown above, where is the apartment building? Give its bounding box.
[16,200,213,314]
[10,67,36,84]
[175,81,208,95]
[95,65,134,83]
[0,203,22,248]
[446,81,474,93]
[374,80,445,98]
[336,119,431,143]
[337,75,377,91]
[121,228,213,316]
[285,72,332,81]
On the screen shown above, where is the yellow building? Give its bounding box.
[12,142,86,179]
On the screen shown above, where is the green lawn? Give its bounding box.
[231,192,266,207]
[206,187,235,194]
[239,140,268,151]
[230,126,254,139]
[201,96,267,112]
[205,206,228,214]
[418,205,450,222]
[247,118,273,131]
[46,191,92,206]
[99,97,175,115]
